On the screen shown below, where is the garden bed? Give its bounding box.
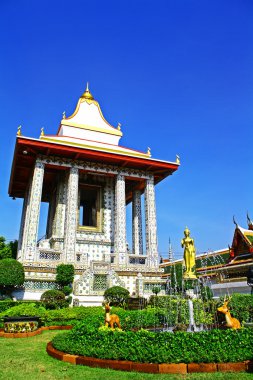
[47,342,253,374]
[0,325,72,338]
[51,318,253,365]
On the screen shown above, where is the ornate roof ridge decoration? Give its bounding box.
[247,212,253,231]
[60,83,123,138]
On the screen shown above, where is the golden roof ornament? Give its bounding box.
[247,212,253,230]
[176,155,180,164]
[17,125,22,136]
[62,111,66,119]
[81,82,94,100]
[117,123,121,131]
[40,127,45,137]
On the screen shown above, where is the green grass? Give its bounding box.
[0,331,252,380]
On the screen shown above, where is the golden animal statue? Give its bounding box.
[181,227,197,279]
[104,303,121,329]
[217,299,241,329]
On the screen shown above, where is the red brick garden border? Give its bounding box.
[46,341,253,374]
[0,325,72,338]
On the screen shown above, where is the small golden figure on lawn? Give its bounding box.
[104,303,121,329]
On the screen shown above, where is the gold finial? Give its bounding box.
[117,122,121,131]
[176,155,180,164]
[62,111,66,119]
[17,125,22,136]
[147,147,151,157]
[81,82,94,100]
[40,127,45,137]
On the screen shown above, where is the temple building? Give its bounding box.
[160,215,253,297]
[9,85,179,305]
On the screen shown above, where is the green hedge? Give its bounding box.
[0,300,41,314]
[0,299,215,328]
[220,294,253,323]
[52,322,253,364]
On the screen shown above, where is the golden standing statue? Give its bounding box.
[181,227,197,279]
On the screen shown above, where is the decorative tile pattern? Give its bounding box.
[46,193,56,238]
[39,252,61,260]
[132,190,143,255]
[18,195,28,255]
[93,274,108,291]
[136,273,144,297]
[64,167,79,262]
[52,174,67,238]
[24,280,60,290]
[114,173,127,265]
[39,155,151,180]
[23,160,45,261]
[144,176,159,268]
[74,267,125,295]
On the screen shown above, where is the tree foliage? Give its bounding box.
[0,258,24,296]
[56,264,74,287]
[0,237,18,260]
[104,286,130,306]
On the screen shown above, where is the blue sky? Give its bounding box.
[1,1,253,258]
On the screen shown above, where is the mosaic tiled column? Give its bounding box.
[132,190,143,255]
[22,160,45,261]
[17,193,29,260]
[136,272,144,297]
[46,194,56,239]
[52,174,67,239]
[64,167,79,263]
[114,173,127,266]
[144,176,159,268]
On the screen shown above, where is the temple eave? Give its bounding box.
[9,137,179,199]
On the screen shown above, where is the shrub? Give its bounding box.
[0,300,16,313]
[104,286,129,306]
[41,290,67,309]
[0,259,24,296]
[52,320,253,364]
[56,264,74,287]
[0,302,46,318]
[219,293,253,323]
[152,286,161,295]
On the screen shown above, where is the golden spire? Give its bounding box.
[176,154,180,164]
[40,127,45,137]
[17,125,22,136]
[81,82,94,100]
[147,147,151,157]
[117,122,121,131]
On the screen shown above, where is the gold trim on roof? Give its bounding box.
[61,120,122,137]
[40,136,150,158]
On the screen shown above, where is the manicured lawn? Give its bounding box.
[0,330,252,380]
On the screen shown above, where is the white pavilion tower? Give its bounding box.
[9,85,179,305]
